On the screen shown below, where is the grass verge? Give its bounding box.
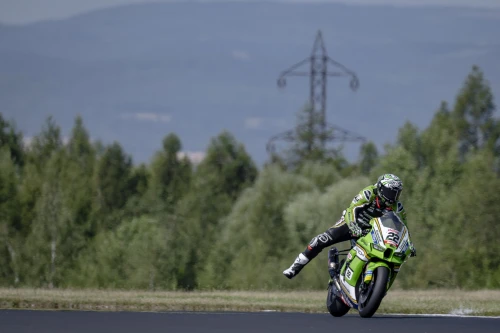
[0,288,499,316]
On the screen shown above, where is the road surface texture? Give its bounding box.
[1,310,498,333]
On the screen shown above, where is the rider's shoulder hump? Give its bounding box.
[361,185,376,201]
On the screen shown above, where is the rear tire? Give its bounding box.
[358,266,389,318]
[326,283,350,317]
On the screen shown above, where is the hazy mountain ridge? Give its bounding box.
[1,2,499,164]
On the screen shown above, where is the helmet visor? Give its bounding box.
[379,186,401,203]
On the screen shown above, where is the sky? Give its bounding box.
[2,0,500,24]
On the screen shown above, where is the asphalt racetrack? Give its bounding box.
[1,310,499,333]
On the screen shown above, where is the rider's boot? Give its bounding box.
[283,253,310,279]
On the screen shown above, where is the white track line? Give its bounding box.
[259,311,500,319]
[379,313,500,319]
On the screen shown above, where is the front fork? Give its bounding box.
[363,261,398,292]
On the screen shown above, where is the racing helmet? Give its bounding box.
[376,174,403,205]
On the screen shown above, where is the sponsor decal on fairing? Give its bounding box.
[354,245,369,261]
[339,274,358,309]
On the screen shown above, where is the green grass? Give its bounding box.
[0,288,499,316]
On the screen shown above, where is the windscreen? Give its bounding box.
[379,212,405,233]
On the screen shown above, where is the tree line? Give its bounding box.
[0,65,499,290]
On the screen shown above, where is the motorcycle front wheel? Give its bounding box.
[357,266,389,318]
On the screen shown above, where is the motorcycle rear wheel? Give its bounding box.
[357,266,389,318]
[326,283,350,317]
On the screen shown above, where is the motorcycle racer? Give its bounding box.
[283,173,416,279]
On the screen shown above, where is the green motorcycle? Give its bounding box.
[326,211,413,318]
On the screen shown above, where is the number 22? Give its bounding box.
[387,232,399,243]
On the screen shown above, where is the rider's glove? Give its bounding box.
[410,246,417,257]
[348,220,364,237]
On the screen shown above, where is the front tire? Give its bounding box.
[358,266,389,318]
[326,283,350,317]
